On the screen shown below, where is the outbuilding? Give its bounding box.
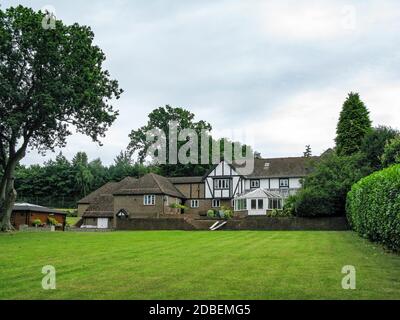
[10,203,67,231]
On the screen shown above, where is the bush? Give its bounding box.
[293,188,334,217]
[169,203,189,212]
[381,136,400,168]
[282,195,296,216]
[207,209,215,218]
[267,209,292,217]
[32,219,42,227]
[220,206,233,220]
[294,152,371,217]
[347,164,400,251]
[47,217,58,226]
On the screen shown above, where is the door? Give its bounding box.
[248,199,265,216]
[97,218,109,229]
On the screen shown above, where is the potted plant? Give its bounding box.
[32,219,42,228]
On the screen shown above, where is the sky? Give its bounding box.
[3,0,400,165]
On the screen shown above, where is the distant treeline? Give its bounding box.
[12,151,155,208]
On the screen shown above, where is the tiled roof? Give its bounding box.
[232,156,319,178]
[168,176,204,184]
[114,173,185,198]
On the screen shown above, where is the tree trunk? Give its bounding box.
[0,157,20,232]
[0,185,16,232]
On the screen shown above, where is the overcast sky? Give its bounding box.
[4,0,400,165]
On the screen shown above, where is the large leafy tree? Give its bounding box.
[335,92,372,156]
[381,136,400,168]
[360,126,399,171]
[128,105,213,176]
[72,152,94,197]
[0,6,122,230]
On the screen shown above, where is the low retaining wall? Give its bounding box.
[223,216,350,231]
[115,216,349,231]
[117,218,196,231]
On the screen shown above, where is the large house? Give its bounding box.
[77,157,317,229]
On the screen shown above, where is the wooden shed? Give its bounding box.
[10,203,67,231]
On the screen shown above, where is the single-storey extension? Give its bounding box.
[10,203,67,230]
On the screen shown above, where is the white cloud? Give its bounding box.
[4,0,399,165]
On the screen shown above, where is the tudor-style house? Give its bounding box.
[77,156,317,228]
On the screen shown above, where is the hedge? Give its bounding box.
[346,164,400,251]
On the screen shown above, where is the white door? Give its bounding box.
[97,218,109,229]
[248,199,266,216]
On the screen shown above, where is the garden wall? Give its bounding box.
[116,216,349,231]
[116,217,196,231]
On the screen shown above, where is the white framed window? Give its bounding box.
[268,198,283,210]
[191,200,199,208]
[212,199,221,208]
[250,199,264,210]
[250,179,260,189]
[144,195,155,206]
[279,178,289,188]
[214,179,230,190]
[234,199,247,211]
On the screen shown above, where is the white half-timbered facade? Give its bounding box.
[204,161,244,199]
[204,157,315,201]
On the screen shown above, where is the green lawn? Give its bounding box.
[66,216,80,226]
[0,231,399,300]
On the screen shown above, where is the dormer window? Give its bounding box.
[279,178,289,188]
[250,179,260,189]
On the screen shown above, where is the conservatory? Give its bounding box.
[233,188,283,216]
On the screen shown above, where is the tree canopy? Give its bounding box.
[0,6,122,230]
[335,92,372,156]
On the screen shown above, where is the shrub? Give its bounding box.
[169,203,189,212]
[220,206,233,220]
[381,136,400,168]
[294,152,371,217]
[267,209,292,217]
[32,219,42,227]
[347,164,400,252]
[293,188,334,217]
[282,195,296,216]
[47,217,58,226]
[207,210,215,218]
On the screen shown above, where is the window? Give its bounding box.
[144,195,155,206]
[214,179,230,190]
[249,199,264,210]
[234,199,247,211]
[164,196,169,205]
[191,200,199,208]
[268,198,283,210]
[250,180,260,189]
[279,178,289,188]
[212,199,221,208]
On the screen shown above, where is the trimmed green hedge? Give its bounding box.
[346,164,400,251]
